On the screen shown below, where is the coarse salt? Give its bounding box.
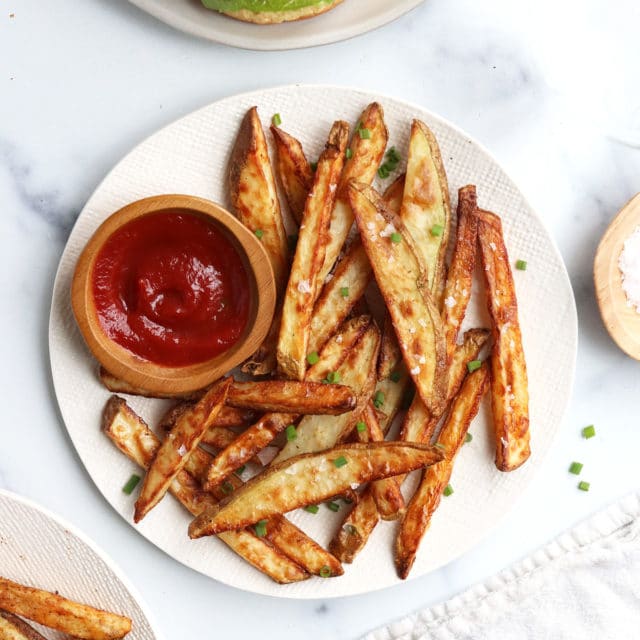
[444,296,456,308]
[177,444,187,457]
[297,279,312,294]
[410,366,421,375]
[379,222,397,238]
[619,226,640,313]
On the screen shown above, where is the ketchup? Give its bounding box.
[92,211,250,366]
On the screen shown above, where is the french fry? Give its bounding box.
[270,125,313,225]
[103,398,309,584]
[395,364,489,578]
[134,379,231,522]
[442,185,478,363]
[349,181,447,413]
[0,578,132,640]
[226,378,356,414]
[329,490,380,564]
[477,209,530,471]
[274,320,380,463]
[400,120,451,302]
[228,106,288,293]
[205,316,371,489]
[277,120,349,380]
[158,402,255,433]
[189,442,444,537]
[318,103,389,284]
[0,610,47,640]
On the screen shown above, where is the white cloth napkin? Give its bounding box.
[364,493,640,640]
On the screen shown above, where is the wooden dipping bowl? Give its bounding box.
[71,194,276,394]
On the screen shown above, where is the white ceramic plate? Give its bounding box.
[0,489,161,639]
[49,84,577,598]
[127,0,424,50]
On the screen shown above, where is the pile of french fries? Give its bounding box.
[100,102,530,584]
[0,577,132,639]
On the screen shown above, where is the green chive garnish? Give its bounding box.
[443,484,454,497]
[122,474,141,495]
[373,390,385,409]
[516,259,527,271]
[582,425,596,439]
[434,443,446,451]
[358,128,371,140]
[333,456,348,468]
[340,287,349,298]
[304,504,319,514]
[285,424,297,442]
[306,351,319,365]
[390,232,402,244]
[569,461,583,475]
[467,360,482,372]
[377,166,390,179]
[254,520,268,537]
[324,371,341,384]
[345,148,353,160]
[236,465,246,476]
[319,566,332,578]
[326,501,340,512]
[254,229,264,239]
[389,371,401,383]
[465,433,473,443]
[356,421,366,433]
[430,224,444,237]
[272,113,282,126]
[578,481,590,492]
[386,147,400,164]
[221,480,234,495]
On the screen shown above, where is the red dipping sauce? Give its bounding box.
[92,211,250,366]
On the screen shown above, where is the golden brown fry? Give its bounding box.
[395,364,489,578]
[349,181,447,413]
[228,106,288,293]
[0,610,47,640]
[189,442,444,537]
[270,125,313,225]
[103,397,309,584]
[134,379,231,522]
[318,103,389,284]
[381,173,406,214]
[205,316,371,489]
[0,577,132,640]
[226,379,356,414]
[477,209,530,471]
[442,185,478,363]
[329,490,380,563]
[400,120,451,301]
[159,402,255,433]
[241,306,281,376]
[278,120,350,380]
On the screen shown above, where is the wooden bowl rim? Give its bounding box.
[71,194,276,393]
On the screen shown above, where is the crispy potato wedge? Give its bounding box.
[270,125,313,224]
[477,210,530,471]
[205,316,371,489]
[134,379,231,522]
[241,306,281,376]
[103,398,309,583]
[274,320,380,463]
[0,577,132,640]
[329,489,380,563]
[189,442,444,537]
[318,103,389,284]
[381,173,406,213]
[400,119,451,301]
[159,402,255,433]
[372,363,410,435]
[0,611,47,640]
[349,181,447,413]
[396,364,489,578]
[226,378,356,414]
[442,185,478,362]
[377,314,403,381]
[229,106,288,293]
[277,120,349,380]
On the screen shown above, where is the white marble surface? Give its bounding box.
[1,1,639,638]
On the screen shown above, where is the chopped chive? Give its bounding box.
[272,113,282,126]
[516,259,527,271]
[333,456,348,468]
[430,224,444,237]
[377,166,390,179]
[326,501,340,512]
[306,351,320,365]
[122,474,141,495]
[569,461,583,475]
[221,480,234,495]
[582,425,596,439]
[386,147,401,164]
[285,424,297,442]
[434,443,446,451]
[340,287,349,298]
[389,371,401,383]
[324,371,341,384]
[345,148,353,160]
[304,504,319,514]
[578,481,590,492]
[344,524,357,536]
[443,484,454,497]
[467,359,482,372]
[254,229,264,239]
[254,519,268,537]
[358,127,371,140]
[356,421,366,433]
[310,161,317,172]
[319,566,332,578]
[236,465,246,476]
[373,390,385,409]
[465,433,473,443]
[390,232,402,244]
